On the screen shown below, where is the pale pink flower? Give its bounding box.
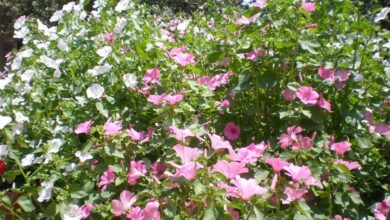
[127,206,142,219]
[168,125,194,142]
[279,126,303,149]
[212,160,249,179]
[252,0,267,8]
[334,70,351,90]
[282,89,296,102]
[128,128,144,141]
[147,93,167,106]
[234,13,260,25]
[224,122,241,140]
[79,204,93,219]
[281,187,308,204]
[230,176,267,200]
[167,46,188,57]
[139,201,161,220]
[307,23,318,29]
[301,1,315,13]
[296,86,319,105]
[245,48,263,62]
[332,215,351,220]
[330,141,351,156]
[207,133,233,151]
[164,162,203,181]
[112,190,138,217]
[104,119,122,136]
[373,198,390,220]
[64,203,93,219]
[197,71,233,91]
[283,164,322,188]
[229,142,268,164]
[164,94,184,106]
[369,124,390,136]
[173,144,202,164]
[160,29,175,42]
[104,33,115,43]
[318,66,334,81]
[138,86,152,95]
[75,120,94,134]
[98,167,115,191]
[318,95,332,112]
[335,159,361,171]
[127,161,147,185]
[172,53,196,66]
[265,157,289,173]
[142,68,160,85]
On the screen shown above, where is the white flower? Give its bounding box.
[14,26,30,40]
[123,73,138,89]
[75,96,87,106]
[86,84,105,99]
[75,151,93,163]
[21,69,35,82]
[62,2,76,12]
[39,55,62,69]
[177,20,190,32]
[20,49,33,58]
[65,163,78,172]
[115,0,131,12]
[88,63,112,76]
[37,20,58,39]
[0,115,12,129]
[12,97,24,105]
[47,139,65,153]
[58,39,69,52]
[50,10,64,22]
[114,17,127,34]
[14,111,29,123]
[374,7,390,23]
[63,204,85,220]
[11,57,22,70]
[21,154,35,167]
[96,46,112,59]
[14,16,27,30]
[0,145,8,158]
[0,75,13,90]
[37,179,56,202]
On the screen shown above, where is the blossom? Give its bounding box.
[373,198,390,220]
[318,95,332,112]
[0,145,8,158]
[75,120,94,134]
[96,46,112,59]
[224,122,241,140]
[98,167,115,191]
[279,126,302,149]
[112,190,138,217]
[229,142,269,164]
[123,73,138,89]
[87,63,112,76]
[282,89,296,102]
[0,116,12,129]
[104,32,115,43]
[164,162,203,181]
[207,133,233,151]
[281,187,308,204]
[147,93,167,106]
[0,160,5,177]
[245,48,263,61]
[173,144,202,164]
[21,154,35,167]
[330,141,351,156]
[332,215,351,220]
[234,13,260,25]
[369,124,390,136]
[213,160,249,179]
[318,66,335,81]
[296,86,319,105]
[164,94,184,106]
[265,157,289,173]
[172,53,196,66]
[230,176,267,200]
[86,84,105,99]
[142,68,160,85]
[138,201,161,220]
[169,125,194,142]
[334,70,351,90]
[128,128,144,141]
[335,159,361,171]
[75,151,93,163]
[151,162,165,178]
[283,164,322,188]
[37,179,56,202]
[252,0,267,8]
[63,203,93,220]
[127,160,147,185]
[104,119,122,136]
[197,71,233,91]
[301,1,315,13]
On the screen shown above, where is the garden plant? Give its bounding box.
[0,0,389,219]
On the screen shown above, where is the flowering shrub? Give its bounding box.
[0,0,389,219]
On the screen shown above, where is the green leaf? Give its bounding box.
[71,189,88,199]
[203,205,233,220]
[350,192,363,204]
[95,102,108,118]
[301,109,312,118]
[16,196,35,212]
[249,206,264,220]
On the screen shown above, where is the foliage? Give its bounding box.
[0,0,389,219]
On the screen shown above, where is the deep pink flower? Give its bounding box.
[147,93,167,106]
[112,190,138,217]
[330,141,351,156]
[139,201,161,220]
[318,95,332,112]
[279,126,302,149]
[128,128,144,141]
[127,206,142,220]
[98,167,115,191]
[104,119,122,136]
[230,176,267,200]
[296,86,319,105]
[221,99,231,108]
[229,142,269,164]
[283,164,322,188]
[282,89,296,102]
[301,1,315,12]
[164,94,184,106]
[127,161,147,185]
[224,122,241,140]
[212,160,249,179]
[373,198,390,220]
[151,162,165,177]
[369,124,390,136]
[142,68,160,85]
[197,71,233,91]
[245,48,263,62]
[75,120,94,134]
[228,207,240,220]
[281,187,308,204]
[80,203,93,219]
[207,133,233,151]
[335,159,361,171]
[104,33,115,43]
[173,144,203,164]
[318,66,335,81]
[265,157,289,173]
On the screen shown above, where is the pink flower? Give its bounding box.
[142,68,160,85]
[151,162,165,177]
[334,70,351,90]
[330,141,351,156]
[165,162,203,181]
[234,13,260,25]
[283,164,322,188]
[168,125,194,142]
[112,190,138,217]
[296,86,319,105]
[279,126,302,149]
[139,201,161,220]
[307,23,317,29]
[252,0,267,8]
[147,93,167,106]
[229,142,268,164]
[207,133,233,151]
[230,176,267,200]
[318,66,335,81]
[373,198,390,220]
[127,206,142,220]
[173,144,202,164]
[301,1,315,13]
[335,159,361,171]
[281,187,308,204]
[332,215,351,220]
[212,160,249,179]
[172,53,196,66]
[98,167,115,191]
[80,204,93,219]
[167,46,188,57]
[104,33,115,43]
[265,157,289,173]
[104,119,122,136]
[128,128,145,141]
[245,48,263,62]
[164,94,184,106]
[127,161,147,185]
[160,29,175,42]
[221,99,231,108]
[197,71,233,91]
[318,95,332,112]
[369,124,390,136]
[224,122,241,140]
[75,120,94,134]
[282,89,296,102]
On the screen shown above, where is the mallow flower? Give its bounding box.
[98,167,115,191]
[224,122,241,141]
[104,119,122,136]
[127,160,147,185]
[74,120,94,134]
[212,160,249,179]
[330,141,351,156]
[112,190,138,217]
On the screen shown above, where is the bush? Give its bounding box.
[0,0,389,219]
